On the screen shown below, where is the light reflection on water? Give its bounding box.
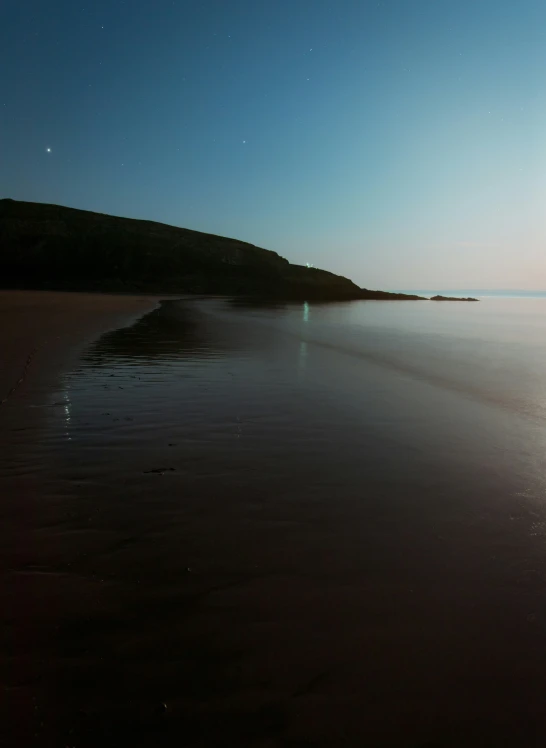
[6,297,546,745]
[53,297,546,491]
[49,297,546,541]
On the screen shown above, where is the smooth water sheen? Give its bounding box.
[4,297,546,747]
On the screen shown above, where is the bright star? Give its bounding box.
[46,147,51,153]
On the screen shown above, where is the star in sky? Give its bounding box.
[46,147,51,153]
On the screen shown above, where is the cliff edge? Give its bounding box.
[0,199,423,301]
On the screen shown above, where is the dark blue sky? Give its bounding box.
[2,0,545,288]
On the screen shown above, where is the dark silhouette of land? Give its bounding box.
[430,295,479,301]
[0,199,425,301]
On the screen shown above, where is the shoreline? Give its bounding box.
[0,290,173,406]
[2,290,546,746]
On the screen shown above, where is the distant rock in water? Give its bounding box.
[430,295,479,301]
[0,199,424,301]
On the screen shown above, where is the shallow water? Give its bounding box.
[4,297,546,746]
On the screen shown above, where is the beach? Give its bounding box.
[3,291,546,746]
[0,291,165,404]
[1,291,164,745]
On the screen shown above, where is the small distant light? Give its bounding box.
[46,147,51,153]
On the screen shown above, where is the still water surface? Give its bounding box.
[4,297,546,746]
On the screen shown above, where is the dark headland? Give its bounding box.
[0,199,425,301]
[430,294,479,301]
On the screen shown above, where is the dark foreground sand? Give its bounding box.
[0,291,164,405]
[1,292,173,746]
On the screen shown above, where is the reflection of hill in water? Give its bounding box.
[82,299,290,368]
[226,297,290,311]
[82,301,228,367]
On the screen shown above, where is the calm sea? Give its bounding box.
[4,295,546,746]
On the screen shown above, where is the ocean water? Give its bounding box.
[4,296,546,746]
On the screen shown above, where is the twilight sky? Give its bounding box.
[2,0,545,290]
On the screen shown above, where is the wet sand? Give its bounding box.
[1,292,168,745]
[0,291,165,404]
[3,294,546,747]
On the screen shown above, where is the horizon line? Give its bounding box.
[394,288,546,293]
